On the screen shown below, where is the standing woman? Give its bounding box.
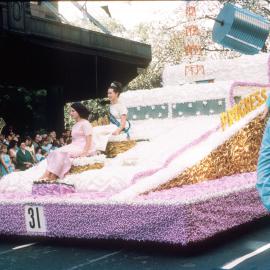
[39,102,96,181]
[257,94,270,210]
[107,81,131,138]
[25,136,37,163]
[8,140,18,165]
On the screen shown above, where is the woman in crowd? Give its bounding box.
[26,136,37,163]
[39,102,96,181]
[8,140,18,165]
[33,133,42,152]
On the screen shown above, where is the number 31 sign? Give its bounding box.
[25,205,47,233]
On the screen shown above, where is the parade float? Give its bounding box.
[1,3,270,246]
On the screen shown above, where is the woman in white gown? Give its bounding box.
[94,81,131,151]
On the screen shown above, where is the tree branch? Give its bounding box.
[163,15,219,31]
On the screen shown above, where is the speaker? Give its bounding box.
[213,3,270,54]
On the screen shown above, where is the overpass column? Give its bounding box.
[46,86,64,134]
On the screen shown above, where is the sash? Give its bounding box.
[109,113,131,139]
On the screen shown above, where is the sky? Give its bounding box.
[58,1,184,30]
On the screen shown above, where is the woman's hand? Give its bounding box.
[261,112,268,120]
[112,128,121,136]
[25,163,33,168]
[112,115,126,136]
[80,151,88,157]
[261,107,269,120]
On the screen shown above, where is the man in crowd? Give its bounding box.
[16,139,35,171]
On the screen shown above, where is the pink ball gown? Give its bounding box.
[47,120,96,179]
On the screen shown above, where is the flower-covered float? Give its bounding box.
[0,53,270,246]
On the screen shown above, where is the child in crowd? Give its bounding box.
[50,140,60,152]
[0,144,14,176]
[41,138,52,154]
[35,147,46,162]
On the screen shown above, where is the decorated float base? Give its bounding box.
[1,53,270,246]
[0,172,268,245]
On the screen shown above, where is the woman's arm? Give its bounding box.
[113,114,127,135]
[9,149,15,158]
[80,135,92,157]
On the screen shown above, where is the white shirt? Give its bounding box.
[110,101,128,121]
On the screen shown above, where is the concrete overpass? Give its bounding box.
[0,2,151,133]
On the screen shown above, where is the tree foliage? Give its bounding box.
[64,98,110,129]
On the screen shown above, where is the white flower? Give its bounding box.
[109,134,128,142]
[133,115,137,119]
[178,111,183,116]
[218,100,223,106]
[188,103,192,108]
[72,155,106,167]
[203,101,208,106]
[196,111,201,115]
[122,157,138,166]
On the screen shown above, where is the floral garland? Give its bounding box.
[72,155,106,167]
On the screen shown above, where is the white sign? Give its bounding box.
[25,205,47,233]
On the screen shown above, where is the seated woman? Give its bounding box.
[39,102,96,181]
[26,136,37,163]
[94,81,131,151]
[108,81,130,137]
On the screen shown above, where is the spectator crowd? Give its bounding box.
[0,128,72,178]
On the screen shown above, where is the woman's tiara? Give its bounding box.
[110,82,117,88]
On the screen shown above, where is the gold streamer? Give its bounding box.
[105,140,136,158]
[151,115,267,193]
[69,163,104,174]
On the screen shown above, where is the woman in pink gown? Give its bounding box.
[40,102,96,181]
